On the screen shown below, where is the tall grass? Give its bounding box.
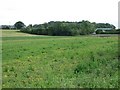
[2,30,118,88]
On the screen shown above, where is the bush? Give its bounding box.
[96,30,103,34]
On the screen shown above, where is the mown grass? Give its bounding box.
[2,30,118,88]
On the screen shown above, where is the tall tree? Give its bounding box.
[14,21,25,29]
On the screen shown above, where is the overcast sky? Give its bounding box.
[0,0,119,28]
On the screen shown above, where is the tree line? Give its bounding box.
[20,20,116,36]
[0,21,25,30]
[1,21,118,35]
[21,20,96,35]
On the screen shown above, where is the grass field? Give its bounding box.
[2,30,118,88]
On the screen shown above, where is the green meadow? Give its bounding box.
[2,30,118,88]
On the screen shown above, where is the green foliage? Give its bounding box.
[96,30,103,34]
[96,23,116,29]
[14,21,25,29]
[1,25,10,29]
[96,30,120,34]
[20,21,117,36]
[20,21,96,36]
[1,25,16,30]
[80,20,95,35]
[2,30,118,88]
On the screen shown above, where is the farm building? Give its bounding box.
[96,28,113,32]
[93,28,114,34]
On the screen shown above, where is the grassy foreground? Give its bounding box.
[2,30,118,88]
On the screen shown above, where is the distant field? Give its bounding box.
[2,30,118,88]
[2,30,38,37]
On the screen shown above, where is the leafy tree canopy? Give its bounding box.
[14,21,25,29]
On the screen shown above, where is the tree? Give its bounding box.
[96,23,116,29]
[14,21,25,29]
[21,21,117,35]
[80,20,95,35]
[1,25,10,29]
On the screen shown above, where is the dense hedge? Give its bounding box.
[96,29,120,34]
[20,21,95,36]
[20,21,117,36]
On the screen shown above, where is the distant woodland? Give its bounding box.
[1,20,119,35]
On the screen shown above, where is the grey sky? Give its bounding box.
[0,0,119,28]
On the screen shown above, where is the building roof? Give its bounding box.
[96,28,113,31]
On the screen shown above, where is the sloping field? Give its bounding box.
[2,30,38,37]
[2,30,118,88]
